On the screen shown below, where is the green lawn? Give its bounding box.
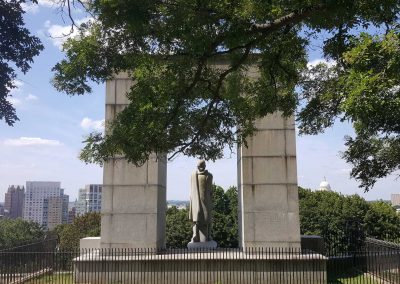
[22,271,394,284]
[24,273,73,284]
[329,274,380,284]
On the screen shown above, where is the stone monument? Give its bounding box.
[100,73,167,249]
[237,113,301,249]
[74,66,326,284]
[187,160,217,249]
[98,62,300,250]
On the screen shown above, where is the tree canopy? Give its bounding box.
[364,200,400,241]
[52,1,400,190]
[0,218,45,250]
[53,212,100,251]
[0,0,43,126]
[211,185,238,248]
[165,206,192,248]
[299,187,400,252]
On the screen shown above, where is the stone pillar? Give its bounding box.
[238,113,301,249]
[101,73,167,249]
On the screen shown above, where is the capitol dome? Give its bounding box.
[318,179,331,191]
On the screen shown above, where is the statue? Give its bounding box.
[188,160,217,248]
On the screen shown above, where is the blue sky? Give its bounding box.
[0,1,398,202]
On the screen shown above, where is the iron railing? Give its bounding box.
[0,232,399,284]
[0,246,399,284]
[325,237,400,283]
[0,238,58,253]
[0,248,326,284]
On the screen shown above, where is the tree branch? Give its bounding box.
[251,4,326,33]
[167,44,252,161]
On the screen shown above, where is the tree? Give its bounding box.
[364,201,400,242]
[165,206,192,248]
[0,0,43,126]
[299,32,400,190]
[299,187,400,252]
[299,187,369,253]
[53,1,400,190]
[0,218,45,249]
[54,212,100,251]
[211,185,238,247]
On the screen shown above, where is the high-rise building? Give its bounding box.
[391,194,400,206]
[75,188,87,216]
[62,194,69,224]
[75,184,102,216]
[23,181,68,228]
[0,203,4,217]
[44,194,69,230]
[68,207,76,224]
[4,185,25,219]
[46,196,63,230]
[85,184,102,213]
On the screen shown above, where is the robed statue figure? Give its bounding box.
[189,159,213,243]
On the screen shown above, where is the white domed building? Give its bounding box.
[318,178,332,191]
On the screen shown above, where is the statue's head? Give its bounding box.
[197,159,206,172]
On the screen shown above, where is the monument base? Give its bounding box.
[73,249,327,284]
[80,237,101,250]
[187,240,217,249]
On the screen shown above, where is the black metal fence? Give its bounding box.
[0,251,75,284]
[326,237,400,283]
[1,248,327,284]
[0,238,58,253]
[0,239,398,283]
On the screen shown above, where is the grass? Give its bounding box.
[24,273,73,284]
[334,275,380,284]
[21,269,396,284]
[329,271,381,284]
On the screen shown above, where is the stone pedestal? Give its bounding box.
[238,113,301,249]
[187,240,217,249]
[74,250,326,284]
[101,74,167,249]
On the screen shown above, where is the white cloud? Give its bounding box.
[38,0,59,7]
[7,93,38,107]
[6,81,38,107]
[46,17,92,49]
[8,97,22,106]
[7,80,24,106]
[7,80,24,95]
[26,94,38,101]
[3,137,62,147]
[13,80,24,89]
[22,0,58,14]
[47,24,76,48]
[80,117,105,131]
[21,2,39,13]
